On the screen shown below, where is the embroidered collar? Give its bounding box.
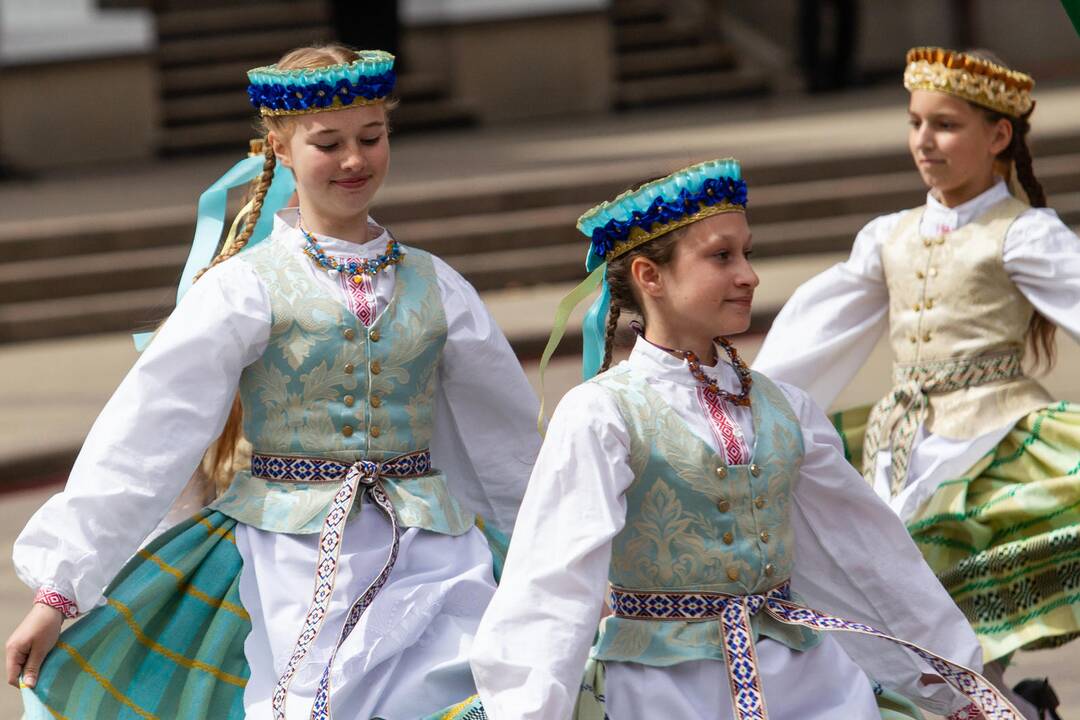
[924,178,1009,234]
[628,336,743,393]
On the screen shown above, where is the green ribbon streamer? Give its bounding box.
[535,263,606,433]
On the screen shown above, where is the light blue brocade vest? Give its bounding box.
[211,238,473,536]
[590,366,820,666]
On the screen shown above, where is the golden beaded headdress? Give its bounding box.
[903,47,1033,118]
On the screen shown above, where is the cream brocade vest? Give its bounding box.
[211,238,473,536]
[881,196,1052,439]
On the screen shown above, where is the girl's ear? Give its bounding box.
[269,131,292,169]
[989,116,1013,157]
[630,255,664,300]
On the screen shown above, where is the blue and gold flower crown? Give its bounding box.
[578,158,747,272]
[533,159,750,412]
[247,49,396,116]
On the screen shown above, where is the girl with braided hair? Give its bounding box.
[6,44,540,719]
[471,159,1025,720]
[756,47,1080,716]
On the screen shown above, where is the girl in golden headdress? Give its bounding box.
[756,47,1080,717]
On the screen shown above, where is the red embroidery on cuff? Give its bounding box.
[34,587,78,619]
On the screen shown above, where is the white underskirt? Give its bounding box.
[872,422,1014,522]
[604,635,880,720]
[236,499,496,719]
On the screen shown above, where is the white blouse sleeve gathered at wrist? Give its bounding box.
[13,259,272,613]
[470,382,634,720]
[1004,208,1080,344]
[753,212,901,409]
[429,256,542,535]
[778,382,983,715]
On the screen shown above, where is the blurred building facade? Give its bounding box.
[2,0,1079,172]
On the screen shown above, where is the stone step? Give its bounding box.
[613,19,703,51]
[610,0,667,24]
[616,67,770,108]
[155,1,330,39]
[617,43,736,80]
[158,27,335,68]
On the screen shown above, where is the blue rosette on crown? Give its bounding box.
[578,157,747,272]
[535,158,749,423]
[247,49,396,116]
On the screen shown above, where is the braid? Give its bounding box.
[1010,110,1046,208]
[600,303,621,373]
[193,140,277,282]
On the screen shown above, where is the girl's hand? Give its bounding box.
[5,604,63,688]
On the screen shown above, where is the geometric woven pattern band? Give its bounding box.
[33,587,78,620]
[251,449,432,484]
[610,585,1023,720]
[269,452,424,720]
[863,350,1025,494]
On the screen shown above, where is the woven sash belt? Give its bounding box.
[863,350,1024,495]
[252,449,432,720]
[609,583,1021,720]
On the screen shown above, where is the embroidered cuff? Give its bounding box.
[34,587,78,619]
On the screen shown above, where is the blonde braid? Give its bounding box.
[193,140,277,283]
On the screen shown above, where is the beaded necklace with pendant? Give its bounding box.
[297,216,403,283]
[631,322,753,406]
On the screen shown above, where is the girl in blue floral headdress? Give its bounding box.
[6,44,539,720]
[470,159,1025,720]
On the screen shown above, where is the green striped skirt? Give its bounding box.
[833,401,1080,662]
[21,509,508,719]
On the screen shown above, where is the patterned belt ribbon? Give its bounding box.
[862,350,1024,495]
[609,583,1022,720]
[253,449,433,720]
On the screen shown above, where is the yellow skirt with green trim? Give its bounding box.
[832,401,1080,662]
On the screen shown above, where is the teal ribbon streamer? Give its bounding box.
[132,157,296,351]
[1063,0,1080,34]
[581,268,610,381]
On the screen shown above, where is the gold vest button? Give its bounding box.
[759,530,770,543]
[922,237,932,248]
[916,269,925,279]
[726,567,739,582]
[722,532,734,545]
[717,498,731,513]
[925,297,935,309]
[342,425,354,437]
[749,463,761,477]
[909,336,917,344]
[343,395,355,407]
[764,563,775,577]
[370,395,382,408]
[371,361,381,375]
[715,466,728,479]
[370,425,381,438]
[929,267,938,277]
[343,363,355,374]
[754,496,766,509]
[369,329,381,342]
[913,302,921,312]
[343,328,355,341]
[923,332,932,342]
[935,236,946,245]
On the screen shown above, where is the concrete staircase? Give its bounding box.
[611,0,770,108]
[154,1,475,154]
[4,133,1079,349]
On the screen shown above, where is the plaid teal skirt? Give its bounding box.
[22,508,510,719]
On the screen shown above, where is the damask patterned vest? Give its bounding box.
[589,366,819,666]
[881,196,1052,439]
[211,238,473,536]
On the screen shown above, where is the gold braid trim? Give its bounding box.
[903,47,1034,117]
[607,199,744,262]
[260,95,387,116]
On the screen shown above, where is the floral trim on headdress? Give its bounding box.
[903,47,1033,118]
[577,158,747,270]
[247,50,396,116]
